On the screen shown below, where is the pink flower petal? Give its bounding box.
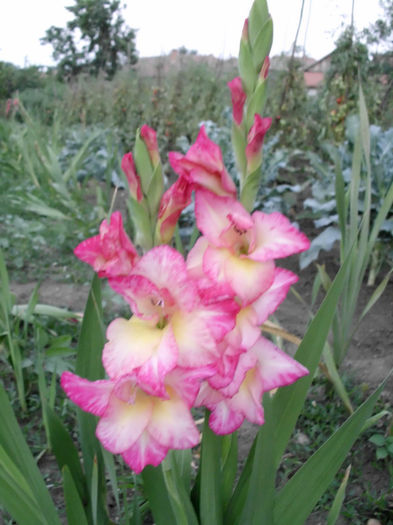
[156,176,193,244]
[96,389,153,453]
[109,274,176,322]
[169,126,237,197]
[194,190,253,249]
[136,326,179,396]
[225,305,261,351]
[251,267,298,325]
[148,396,200,449]
[218,347,258,398]
[103,317,178,386]
[74,211,138,278]
[252,337,309,392]
[208,367,265,435]
[249,211,310,261]
[203,246,275,304]
[171,309,219,368]
[208,398,246,435]
[61,371,113,416]
[132,245,198,312]
[245,115,272,173]
[166,366,214,407]
[121,431,168,473]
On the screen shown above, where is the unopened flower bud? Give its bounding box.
[245,114,272,173]
[140,125,160,168]
[121,152,143,202]
[228,77,247,126]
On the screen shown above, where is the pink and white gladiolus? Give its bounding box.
[64,113,311,473]
[61,368,201,473]
[197,337,308,435]
[189,189,310,304]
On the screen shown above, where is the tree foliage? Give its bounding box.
[41,0,137,80]
[0,62,45,99]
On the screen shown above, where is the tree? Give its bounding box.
[41,0,138,80]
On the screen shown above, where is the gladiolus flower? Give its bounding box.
[155,176,193,244]
[196,337,309,435]
[189,190,309,304]
[121,153,143,202]
[61,368,201,473]
[140,125,160,168]
[245,114,272,173]
[228,77,247,125]
[74,211,139,278]
[169,126,237,197]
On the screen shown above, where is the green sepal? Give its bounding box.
[134,132,154,194]
[126,198,154,251]
[248,0,269,50]
[147,163,164,221]
[231,123,247,184]
[238,40,256,95]
[251,17,273,71]
[245,80,268,130]
[240,166,262,212]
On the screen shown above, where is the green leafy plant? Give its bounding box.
[369,432,393,461]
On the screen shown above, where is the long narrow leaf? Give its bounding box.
[45,404,87,503]
[141,465,177,525]
[162,453,199,525]
[327,465,351,525]
[221,432,238,509]
[237,394,275,525]
[63,466,89,525]
[274,375,389,525]
[269,248,353,467]
[199,412,223,525]
[74,275,109,524]
[0,383,61,524]
[0,445,48,525]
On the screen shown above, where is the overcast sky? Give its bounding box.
[0,0,385,68]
